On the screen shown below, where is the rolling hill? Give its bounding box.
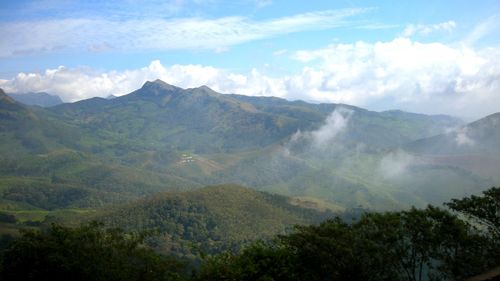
[95,184,336,258]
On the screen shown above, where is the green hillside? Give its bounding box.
[1,81,497,213]
[95,184,335,258]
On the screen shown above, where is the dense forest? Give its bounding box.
[1,187,498,281]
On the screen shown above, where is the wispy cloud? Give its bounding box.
[273,49,288,56]
[464,15,500,45]
[402,21,456,37]
[0,8,368,57]
[254,0,273,8]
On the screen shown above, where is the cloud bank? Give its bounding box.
[1,37,500,118]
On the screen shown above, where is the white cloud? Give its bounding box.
[289,107,352,149]
[402,21,456,37]
[0,60,286,102]
[1,37,500,118]
[0,8,367,57]
[288,38,500,118]
[310,108,352,147]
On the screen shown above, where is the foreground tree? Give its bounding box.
[196,201,499,281]
[445,187,500,276]
[0,222,186,281]
[446,187,500,237]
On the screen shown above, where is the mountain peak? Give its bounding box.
[191,84,219,96]
[0,88,27,111]
[131,79,183,98]
[142,79,179,91]
[198,85,213,91]
[0,88,17,104]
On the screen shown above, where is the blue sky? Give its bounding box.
[1,0,500,119]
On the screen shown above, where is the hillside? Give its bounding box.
[50,80,462,155]
[0,81,496,212]
[95,184,336,257]
[406,112,500,155]
[7,92,63,107]
[385,112,500,204]
[0,89,81,157]
[51,80,308,154]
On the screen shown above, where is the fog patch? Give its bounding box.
[454,128,475,146]
[287,107,353,153]
[379,149,416,179]
[445,127,475,146]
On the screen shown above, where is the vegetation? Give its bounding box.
[0,222,187,281]
[196,188,500,281]
[0,188,498,281]
[2,81,486,212]
[96,184,335,258]
[446,187,500,238]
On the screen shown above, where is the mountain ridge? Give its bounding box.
[7,92,63,107]
[0,81,497,212]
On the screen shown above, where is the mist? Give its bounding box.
[378,149,417,179]
[286,107,353,154]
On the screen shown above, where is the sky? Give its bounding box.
[1,0,500,119]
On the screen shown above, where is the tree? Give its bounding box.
[194,204,498,281]
[195,241,297,281]
[444,187,500,278]
[0,222,186,281]
[445,187,500,237]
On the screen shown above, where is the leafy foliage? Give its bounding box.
[197,201,499,281]
[0,222,187,281]
[0,189,499,281]
[97,184,334,258]
[446,187,500,237]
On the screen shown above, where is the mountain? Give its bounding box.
[0,88,77,156]
[95,184,336,258]
[51,80,462,155]
[0,88,199,212]
[385,113,500,204]
[51,80,312,154]
[7,92,63,107]
[406,112,500,155]
[0,80,495,214]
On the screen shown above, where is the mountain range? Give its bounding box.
[1,81,499,252]
[7,92,63,107]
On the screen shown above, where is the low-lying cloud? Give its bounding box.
[378,149,417,179]
[287,107,353,153]
[446,127,475,146]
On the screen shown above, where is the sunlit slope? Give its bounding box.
[96,184,335,257]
